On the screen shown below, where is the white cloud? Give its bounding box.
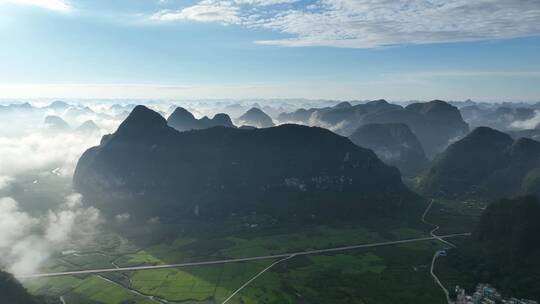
[235,0,298,5]
[0,194,102,276]
[0,132,102,177]
[0,176,14,191]
[0,0,71,12]
[115,212,131,223]
[152,0,540,48]
[511,110,540,129]
[152,0,240,23]
[151,0,298,23]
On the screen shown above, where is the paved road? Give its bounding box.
[422,199,456,304]
[18,233,470,279]
[431,251,453,304]
[221,255,296,304]
[422,199,456,248]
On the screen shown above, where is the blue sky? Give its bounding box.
[0,0,539,101]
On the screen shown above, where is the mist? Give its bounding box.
[511,110,540,130]
[0,193,102,276]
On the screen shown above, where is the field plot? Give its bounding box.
[23,222,454,304]
[66,276,156,304]
[129,260,285,303]
[116,225,388,268]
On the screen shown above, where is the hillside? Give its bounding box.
[419,127,540,199]
[363,100,469,157]
[445,196,540,300]
[0,270,43,304]
[74,105,420,221]
[349,123,428,176]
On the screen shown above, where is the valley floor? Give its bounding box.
[22,202,478,304]
[10,172,485,304]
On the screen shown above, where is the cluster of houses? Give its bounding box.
[455,284,537,304]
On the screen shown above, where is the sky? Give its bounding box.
[0,0,539,101]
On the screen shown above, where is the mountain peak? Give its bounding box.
[467,126,513,144]
[169,107,196,121]
[212,113,234,126]
[334,101,352,108]
[48,100,70,109]
[117,105,167,135]
[406,99,455,114]
[167,107,235,131]
[238,107,274,128]
[367,99,389,105]
[77,120,100,133]
[244,107,265,115]
[44,115,70,131]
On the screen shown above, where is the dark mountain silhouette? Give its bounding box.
[419,127,540,199]
[167,107,235,131]
[239,125,257,130]
[278,100,469,157]
[475,195,540,254]
[349,123,428,176]
[44,115,70,132]
[0,270,43,304]
[74,105,419,221]
[236,107,274,128]
[446,195,540,299]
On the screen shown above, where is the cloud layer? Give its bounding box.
[0,132,102,177]
[152,0,540,48]
[0,0,71,12]
[0,194,102,276]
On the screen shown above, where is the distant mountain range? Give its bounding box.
[349,123,428,177]
[419,127,540,199]
[74,105,420,221]
[43,115,101,134]
[167,107,235,131]
[278,99,469,158]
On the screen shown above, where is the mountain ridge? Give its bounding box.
[74,105,421,221]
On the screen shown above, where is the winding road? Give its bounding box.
[422,199,458,304]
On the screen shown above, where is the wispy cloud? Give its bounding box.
[152,0,540,48]
[151,0,299,23]
[0,0,71,12]
[0,194,102,276]
[152,1,241,23]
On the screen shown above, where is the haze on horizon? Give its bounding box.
[1,0,539,102]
